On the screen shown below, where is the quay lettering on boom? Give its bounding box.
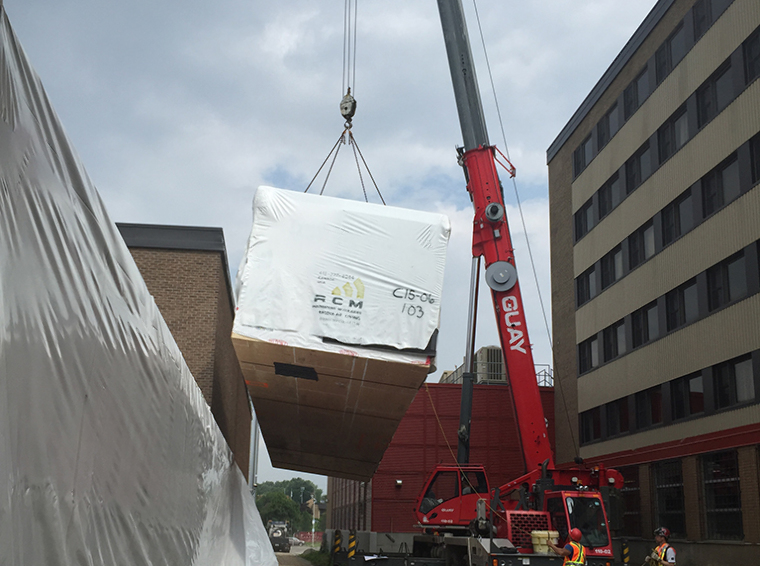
[502,295,526,354]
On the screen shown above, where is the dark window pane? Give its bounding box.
[694,0,712,39]
[624,83,637,120]
[715,65,733,111]
[662,204,676,245]
[609,104,620,136]
[745,29,760,84]
[703,171,722,216]
[640,146,652,180]
[703,451,743,540]
[722,158,740,203]
[683,282,698,323]
[599,183,612,218]
[656,44,670,84]
[654,460,686,538]
[647,304,659,341]
[751,134,760,184]
[583,136,593,167]
[697,81,715,128]
[689,375,704,414]
[670,25,687,66]
[735,358,754,403]
[727,254,747,301]
[714,363,732,408]
[672,378,687,420]
[679,191,694,233]
[637,69,649,103]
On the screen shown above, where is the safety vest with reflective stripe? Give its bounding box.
[563,541,587,566]
[656,543,675,563]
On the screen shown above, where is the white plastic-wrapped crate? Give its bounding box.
[233,186,451,480]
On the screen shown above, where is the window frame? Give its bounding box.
[629,220,655,270]
[713,354,755,410]
[703,450,744,541]
[662,189,694,246]
[601,246,623,289]
[671,372,705,421]
[653,460,686,538]
[574,199,594,241]
[707,251,747,311]
[576,265,597,307]
[656,24,686,84]
[744,27,760,85]
[632,301,659,349]
[665,278,698,332]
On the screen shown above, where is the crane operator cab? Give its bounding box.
[544,492,613,555]
[416,465,489,531]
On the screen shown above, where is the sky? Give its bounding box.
[3,0,659,490]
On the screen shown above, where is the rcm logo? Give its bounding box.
[502,295,526,354]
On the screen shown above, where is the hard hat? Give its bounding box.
[654,527,671,539]
[570,528,582,542]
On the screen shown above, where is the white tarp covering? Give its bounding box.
[234,186,451,363]
[0,8,276,566]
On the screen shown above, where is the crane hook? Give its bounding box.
[340,88,357,129]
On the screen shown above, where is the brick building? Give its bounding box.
[547,0,760,562]
[326,382,555,533]
[117,223,252,479]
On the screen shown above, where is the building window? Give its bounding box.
[598,173,622,219]
[603,319,626,362]
[619,466,641,536]
[636,386,662,429]
[703,450,744,540]
[751,133,760,185]
[662,190,694,246]
[666,278,698,331]
[713,354,755,410]
[697,61,733,128]
[671,372,704,420]
[579,407,601,444]
[597,103,620,149]
[654,460,686,538]
[576,265,597,307]
[626,142,652,194]
[601,246,623,289]
[744,27,760,84]
[574,198,594,241]
[573,135,594,178]
[624,68,649,120]
[578,335,599,374]
[632,301,659,348]
[659,106,689,163]
[629,221,655,270]
[656,24,687,84]
[606,397,630,437]
[703,155,740,216]
[707,251,747,311]
[693,0,712,40]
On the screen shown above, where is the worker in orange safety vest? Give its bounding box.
[547,527,587,565]
[646,527,676,565]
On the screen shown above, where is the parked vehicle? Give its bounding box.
[289,536,304,546]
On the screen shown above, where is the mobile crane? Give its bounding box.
[328,1,625,565]
[408,1,625,565]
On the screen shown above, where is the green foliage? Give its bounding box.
[255,477,324,533]
[300,549,331,566]
[256,490,300,527]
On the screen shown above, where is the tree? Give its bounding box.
[254,477,325,533]
[256,490,300,527]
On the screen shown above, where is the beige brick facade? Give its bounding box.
[120,225,251,480]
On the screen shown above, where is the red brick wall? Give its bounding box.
[128,247,251,479]
[328,383,555,532]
